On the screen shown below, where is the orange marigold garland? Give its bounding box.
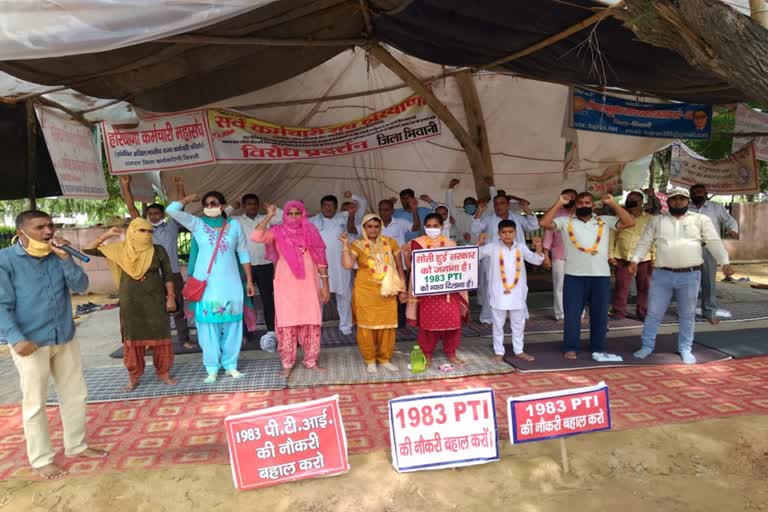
[499,248,522,294]
[567,216,604,255]
[364,240,390,281]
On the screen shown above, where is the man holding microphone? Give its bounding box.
[0,210,107,479]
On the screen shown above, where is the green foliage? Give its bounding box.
[684,106,768,196]
[0,162,128,225]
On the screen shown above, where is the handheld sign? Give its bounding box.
[389,388,499,472]
[507,382,610,444]
[225,395,349,490]
[411,246,479,296]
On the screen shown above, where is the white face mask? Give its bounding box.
[204,207,222,217]
[151,220,164,227]
[425,227,442,239]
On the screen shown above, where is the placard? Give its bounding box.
[35,105,108,199]
[210,94,441,162]
[389,388,499,473]
[411,246,479,297]
[670,141,760,194]
[507,382,610,444]
[572,86,712,139]
[102,109,215,174]
[224,395,349,490]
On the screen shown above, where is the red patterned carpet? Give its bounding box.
[1,357,768,480]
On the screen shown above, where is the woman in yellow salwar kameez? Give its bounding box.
[340,214,407,373]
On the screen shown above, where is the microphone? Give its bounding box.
[53,242,91,263]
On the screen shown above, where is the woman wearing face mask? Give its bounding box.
[251,201,330,378]
[403,213,469,366]
[340,214,408,373]
[167,192,255,382]
[84,219,178,391]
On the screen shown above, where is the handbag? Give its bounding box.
[182,222,227,301]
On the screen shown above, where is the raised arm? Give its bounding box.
[446,179,461,220]
[602,194,635,230]
[166,194,202,233]
[119,176,141,219]
[540,194,570,230]
[340,232,355,270]
[251,203,278,244]
[471,202,490,234]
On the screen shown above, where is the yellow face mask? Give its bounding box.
[18,231,52,258]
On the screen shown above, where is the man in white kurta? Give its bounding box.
[479,221,545,361]
[471,195,540,324]
[310,192,367,335]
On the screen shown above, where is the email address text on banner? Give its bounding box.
[572,86,712,139]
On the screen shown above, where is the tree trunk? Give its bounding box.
[618,0,768,105]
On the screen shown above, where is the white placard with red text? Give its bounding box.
[411,246,479,297]
[507,382,610,444]
[102,109,215,174]
[35,105,108,199]
[224,395,349,490]
[389,388,498,472]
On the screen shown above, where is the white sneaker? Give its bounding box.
[340,329,353,336]
[366,363,378,373]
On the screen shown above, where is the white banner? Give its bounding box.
[670,141,760,194]
[411,246,479,297]
[733,103,768,161]
[209,95,441,162]
[389,388,499,473]
[102,110,215,174]
[35,105,108,199]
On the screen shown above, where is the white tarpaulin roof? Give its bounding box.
[156,49,669,211]
[0,1,272,60]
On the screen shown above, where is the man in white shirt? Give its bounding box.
[309,192,367,335]
[540,192,635,362]
[229,194,282,349]
[379,198,418,326]
[471,194,539,323]
[629,187,733,364]
[443,178,498,245]
[378,199,418,246]
[688,184,739,323]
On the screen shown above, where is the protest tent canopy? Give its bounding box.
[0,0,766,113]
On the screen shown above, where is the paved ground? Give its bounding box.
[1,281,766,405]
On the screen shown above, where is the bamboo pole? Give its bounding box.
[34,96,93,128]
[25,101,38,211]
[455,70,494,199]
[478,1,625,71]
[158,35,367,47]
[366,43,488,195]
[750,0,768,27]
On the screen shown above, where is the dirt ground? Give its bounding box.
[1,415,766,512]
[728,263,768,285]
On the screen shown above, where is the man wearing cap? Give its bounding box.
[629,187,733,364]
[688,183,739,324]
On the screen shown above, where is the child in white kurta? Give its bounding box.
[479,220,545,362]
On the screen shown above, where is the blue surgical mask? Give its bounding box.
[464,204,477,215]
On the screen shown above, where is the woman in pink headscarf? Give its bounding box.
[252,201,330,377]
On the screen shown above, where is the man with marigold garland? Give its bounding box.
[540,192,635,362]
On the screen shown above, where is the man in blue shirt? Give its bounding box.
[0,210,107,479]
[393,188,436,241]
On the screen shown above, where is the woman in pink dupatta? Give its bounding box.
[404,213,469,367]
[251,201,330,377]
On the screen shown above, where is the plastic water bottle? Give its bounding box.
[410,345,426,374]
